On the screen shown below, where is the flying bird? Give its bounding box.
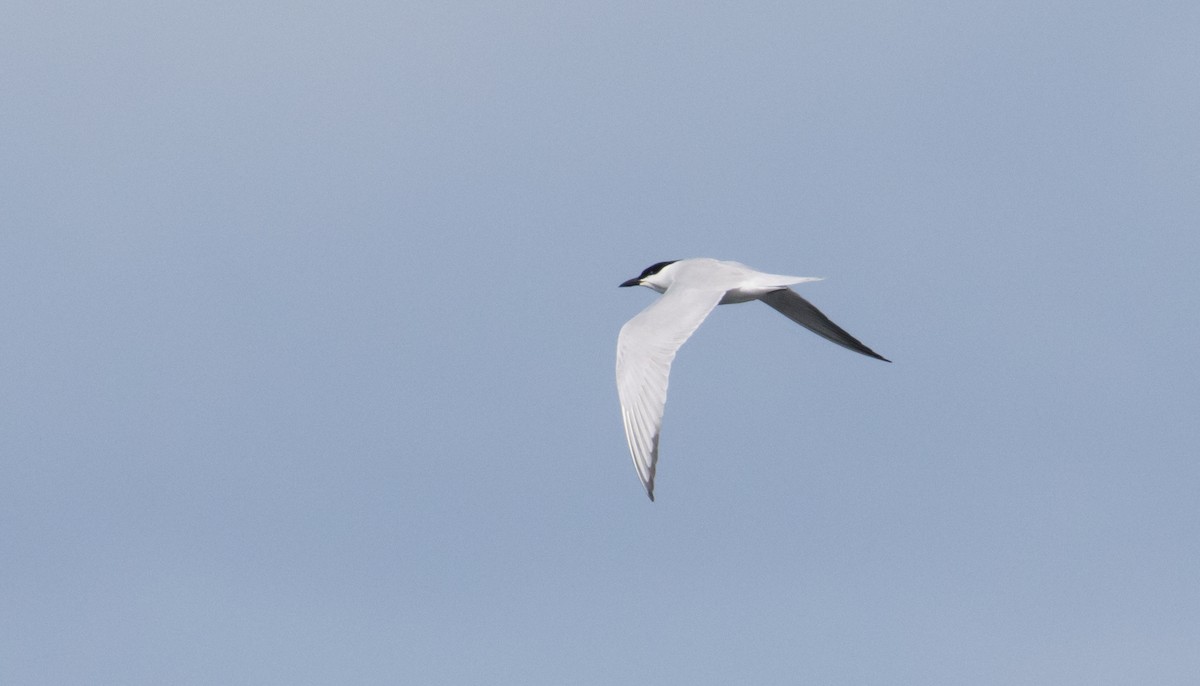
[616,258,889,501]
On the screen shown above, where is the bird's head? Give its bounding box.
[619,260,679,293]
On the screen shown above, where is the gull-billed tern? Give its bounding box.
[617,258,889,501]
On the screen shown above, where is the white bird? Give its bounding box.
[617,258,889,500]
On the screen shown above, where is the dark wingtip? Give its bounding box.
[861,348,891,363]
[758,289,892,364]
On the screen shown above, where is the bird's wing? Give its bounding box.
[616,286,725,500]
[759,288,891,362]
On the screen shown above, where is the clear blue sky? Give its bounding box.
[3,2,1198,684]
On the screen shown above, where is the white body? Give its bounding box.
[635,258,820,302]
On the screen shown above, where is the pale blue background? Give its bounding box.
[3,2,1198,684]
